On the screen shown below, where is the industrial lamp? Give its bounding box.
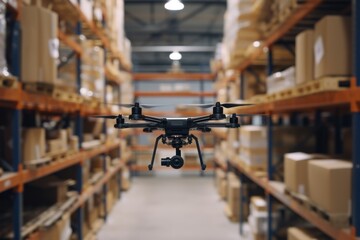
[169,51,182,60]
[164,0,184,11]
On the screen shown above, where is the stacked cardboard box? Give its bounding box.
[215,169,227,200]
[248,196,279,240]
[21,5,58,84]
[81,40,105,101]
[226,128,239,161]
[225,172,240,221]
[239,126,267,170]
[284,152,327,196]
[121,167,131,191]
[266,66,295,94]
[295,15,352,85]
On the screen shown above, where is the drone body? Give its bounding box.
[96,102,250,171]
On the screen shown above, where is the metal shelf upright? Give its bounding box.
[352,0,360,237]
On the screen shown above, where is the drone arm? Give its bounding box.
[115,123,158,129]
[142,115,163,123]
[191,115,213,123]
[195,122,240,128]
[148,134,164,171]
[190,134,206,171]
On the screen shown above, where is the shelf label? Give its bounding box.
[49,38,59,59]
[314,37,324,65]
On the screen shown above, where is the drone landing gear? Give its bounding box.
[147,134,207,171]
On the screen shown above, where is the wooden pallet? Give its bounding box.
[285,188,350,228]
[295,76,349,96]
[0,75,18,89]
[24,156,53,170]
[24,82,82,103]
[264,77,350,102]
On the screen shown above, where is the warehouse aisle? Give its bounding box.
[98,175,239,240]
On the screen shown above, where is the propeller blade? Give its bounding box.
[181,103,215,108]
[141,104,170,109]
[90,115,118,119]
[221,103,254,108]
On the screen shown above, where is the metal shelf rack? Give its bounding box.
[0,0,131,239]
[215,0,360,239]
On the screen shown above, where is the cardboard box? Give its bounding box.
[227,173,240,220]
[21,5,58,83]
[308,159,352,214]
[314,16,352,79]
[39,214,71,240]
[240,126,267,149]
[121,167,131,191]
[239,146,267,169]
[287,227,326,240]
[22,128,46,162]
[296,30,314,85]
[27,176,68,205]
[284,152,327,195]
[250,196,267,213]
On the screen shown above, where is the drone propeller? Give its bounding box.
[184,102,253,109]
[105,103,169,109]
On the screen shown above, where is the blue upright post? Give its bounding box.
[75,4,83,238]
[12,109,22,240]
[266,46,274,240]
[352,0,360,237]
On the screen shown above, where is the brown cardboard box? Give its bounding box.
[227,173,240,220]
[240,126,267,149]
[22,128,46,162]
[284,152,327,195]
[121,167,131,191]
[308,160,352,214]
[239,146,267,169]
[27,176,68,205]
[296,30,314,85]
[314,16,352,79]
[21,5,58,83]
[287,227,325,240]
[39,214,71,240]
[250,196,267,212]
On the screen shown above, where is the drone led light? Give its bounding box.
[169,51,182,60]
[164,0,184,11]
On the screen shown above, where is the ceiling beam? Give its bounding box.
[132,45,215,52]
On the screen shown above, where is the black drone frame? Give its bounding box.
[103,102,243,171]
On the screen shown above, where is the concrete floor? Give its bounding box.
[98,174,240,240]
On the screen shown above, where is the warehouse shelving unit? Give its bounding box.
[214,0,359,239]
[0,0,131,239]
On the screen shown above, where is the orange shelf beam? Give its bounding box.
[134,91,216,98]
[0,173,21,193]
[133,73,215,81]
[58,30,82,55]
[237,0,323,72]
[232,89,360,115]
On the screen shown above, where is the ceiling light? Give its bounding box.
[164,0,184,11]
[169,51,182,60]
[253,41,261,48]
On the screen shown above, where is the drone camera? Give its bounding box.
[161,155,184,169]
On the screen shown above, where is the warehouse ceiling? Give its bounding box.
[124,0,226,72]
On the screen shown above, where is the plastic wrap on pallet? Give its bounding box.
[266,66,296,94]
[0,2,10,77]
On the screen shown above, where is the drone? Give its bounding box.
[94,102,253,171]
